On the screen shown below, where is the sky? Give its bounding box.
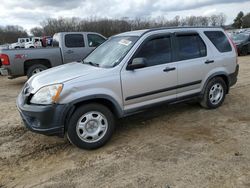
[0,0,250,31]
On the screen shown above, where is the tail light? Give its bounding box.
[0,54,10,65]
[225,32,238,64]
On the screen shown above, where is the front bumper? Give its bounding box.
[0,68,9,76]
[17,93,67,137]
[228,64,239,87]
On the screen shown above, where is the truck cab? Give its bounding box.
[10,38,31,49]
[52,32,106,63]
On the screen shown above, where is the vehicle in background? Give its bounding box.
[16,27,239,150]
[9,38,31,49]
[0,32,106,78]
[0,44,10,50]
[24,37,43,48]
[231,33,250,56]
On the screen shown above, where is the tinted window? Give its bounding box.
[88,34,106,47]
[134,35,172,67]
[204,31,232,52]
[65,34,85,48]
[176,34,207,61]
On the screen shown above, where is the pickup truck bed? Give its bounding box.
[0,47,62,78]
[0,32,106,78]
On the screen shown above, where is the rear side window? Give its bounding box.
[134,35,172,67]
[204,31,232,52]
[65,34,85,48]
[176,34,207,61]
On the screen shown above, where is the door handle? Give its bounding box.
[66,50,74,54]
[205,60,214,64]
[163,67,176,72]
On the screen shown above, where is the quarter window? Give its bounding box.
[176,34,207,61]
[204,31,232,53]
[88,34,106,47]
[65,34,85,48]
[134,35,172,67]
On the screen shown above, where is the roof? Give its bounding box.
[115,26,223,37]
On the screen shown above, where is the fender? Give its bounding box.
[201,71,230,95]
[62,94,124,131]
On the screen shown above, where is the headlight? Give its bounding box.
[30,84,63,105]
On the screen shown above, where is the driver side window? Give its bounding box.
[134,35,172,67]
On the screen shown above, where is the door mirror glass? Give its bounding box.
[127,58,147,70]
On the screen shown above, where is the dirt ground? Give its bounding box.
[0,56,250,188]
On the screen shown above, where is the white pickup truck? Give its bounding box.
[0,32,106,78]
[9,38,31,49]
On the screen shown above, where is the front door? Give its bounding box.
[121,34,178,111]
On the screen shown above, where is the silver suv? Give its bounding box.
[17,27,239,149]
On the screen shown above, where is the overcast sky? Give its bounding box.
[0,0,250,31]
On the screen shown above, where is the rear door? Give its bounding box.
[174,32,209,98]
[62,34,87,63]
[121,34,178,111]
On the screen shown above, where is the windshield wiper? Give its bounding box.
[83,61,99,67]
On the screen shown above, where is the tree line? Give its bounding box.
[0,12,250,44]
[30,13,227,37]
[0,25,28,44]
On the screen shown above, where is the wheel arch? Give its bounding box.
[63,95,123,132]
[24,59,52,74]
[202,72,230,95]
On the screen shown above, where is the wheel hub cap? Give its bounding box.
[76,111,108,143]
[209,83,224,105]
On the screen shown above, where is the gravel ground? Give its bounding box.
[0,56,250,188]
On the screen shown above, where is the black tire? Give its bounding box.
[200,77,227,109]
[15,46,20,49]
[26,64,48,78]
[67,103,115,150]
[29,46,35,48]
[240,46,248,56]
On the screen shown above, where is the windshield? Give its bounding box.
[84,36,138,68]
[231,33,249,42]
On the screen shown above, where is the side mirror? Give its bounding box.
[127,58,147,70]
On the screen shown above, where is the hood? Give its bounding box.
[233,40,244,45]
[10,43,18,47]
[28,62,109,93]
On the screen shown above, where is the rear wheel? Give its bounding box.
[67,103,115,150]
[200,77,227,109]
[26,64,48,78]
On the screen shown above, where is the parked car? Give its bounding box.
[0,32,106,78]
[9,38,31,49]
[17,27,239,150]
[231,33,250,56]
[24,37,43,48]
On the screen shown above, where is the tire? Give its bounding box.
[26,64,48,78]
[29,46,35,48]
[67,103,115,150]
[200,77,227,109]
[240,46,248,56]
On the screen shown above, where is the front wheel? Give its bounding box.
[200,77,227,109]
[27,64,48,78]
[67,103,115,150]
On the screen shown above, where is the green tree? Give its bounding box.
[242,13,250,28]
[233,11,244,28]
